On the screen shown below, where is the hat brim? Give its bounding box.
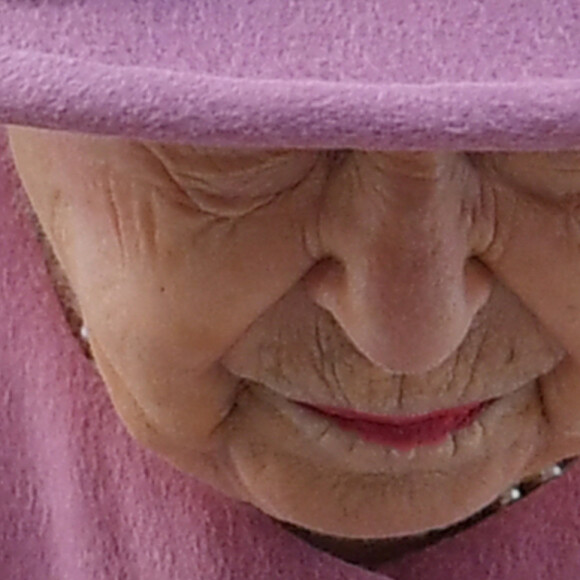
[2,1,580,150]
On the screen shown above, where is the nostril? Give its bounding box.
[465,258,494,314]
[303,257,346,311]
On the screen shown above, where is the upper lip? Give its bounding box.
[241,362,550,422]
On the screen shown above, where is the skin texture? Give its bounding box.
[8,126,580,562]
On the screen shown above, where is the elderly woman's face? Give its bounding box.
[8,126,580,542]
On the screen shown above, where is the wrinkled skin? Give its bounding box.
[8,126,580,561]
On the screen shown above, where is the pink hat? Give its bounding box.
[1,0,580,150]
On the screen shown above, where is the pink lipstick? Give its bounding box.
[296,400,493,451]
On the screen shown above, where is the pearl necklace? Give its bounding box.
[462,457,576,524]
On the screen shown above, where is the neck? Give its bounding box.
[279,521,437,569]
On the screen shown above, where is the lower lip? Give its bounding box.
[296,400,493,451]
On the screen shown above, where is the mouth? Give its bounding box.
[294,399,496,451]
[246,377,539,475]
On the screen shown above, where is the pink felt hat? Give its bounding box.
[1,0,580,150]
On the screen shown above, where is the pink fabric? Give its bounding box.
[2,125,580,578]
[2,1,580,150]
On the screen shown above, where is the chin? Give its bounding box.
[222,383,546,540]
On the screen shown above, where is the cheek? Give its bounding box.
[13,130,342,499]
[10,129,130,290]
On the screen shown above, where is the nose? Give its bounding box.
[304,152,492,374]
